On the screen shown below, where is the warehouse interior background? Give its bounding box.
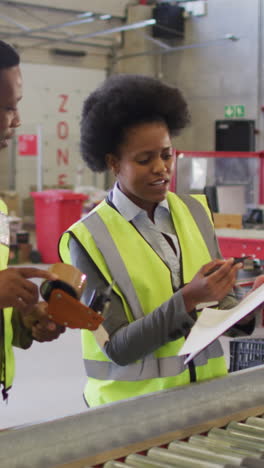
[1,0,264,429]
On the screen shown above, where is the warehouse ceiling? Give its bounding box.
[0,0,138,58]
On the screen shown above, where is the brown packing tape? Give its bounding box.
[45,263,87,299]
[26,264,89,330]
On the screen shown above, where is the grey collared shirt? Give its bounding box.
[111,183,181,289]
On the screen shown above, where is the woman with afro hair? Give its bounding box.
[59,74,257,408]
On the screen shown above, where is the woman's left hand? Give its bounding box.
[238,274,264,324]
[251,274,264,292]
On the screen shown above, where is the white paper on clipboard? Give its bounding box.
[178,284,264,364]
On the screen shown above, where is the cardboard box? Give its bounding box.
[213,212,242,229]
[18,243,32,263]
[22,197,34,217]
[0,191,20,216]
[8,243,32,264]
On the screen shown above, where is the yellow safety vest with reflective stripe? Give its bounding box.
[0,199,15,396]
[59,192,227,407]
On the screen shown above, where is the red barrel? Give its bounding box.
[31,190,88,263]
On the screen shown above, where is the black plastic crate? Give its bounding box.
[229,338,264,372]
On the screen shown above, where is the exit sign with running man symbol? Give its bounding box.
[224,105,245,118]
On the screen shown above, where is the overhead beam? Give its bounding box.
[0,32,113,49]
[69,19,156,41]
[0,0,125,19]
[116,35,240,61]
[0,13,30,31]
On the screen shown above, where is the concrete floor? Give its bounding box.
[0,264,263,430]
[0,329,87,429]
[0,265,87,429]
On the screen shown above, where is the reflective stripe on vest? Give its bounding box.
[81,211,144,321]
[84,339,224,381]
[59,192,227,405]
[0,199,15,393]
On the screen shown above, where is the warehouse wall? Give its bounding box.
[160,0,261,152]
[115,5,157,76]
[1,1,264,202]
[0,64,106,201]
[114,0,263,150]
[111,1,264,202]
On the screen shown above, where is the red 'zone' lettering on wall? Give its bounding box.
[58,174,67,185]
[57,94,69,185]
[57,121,69,140]
[59,94,69,113]
[57,149,69,165]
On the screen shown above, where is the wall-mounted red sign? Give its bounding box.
[18,134,38,156]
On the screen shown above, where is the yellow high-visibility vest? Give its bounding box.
[60,192,227,407]
[0,199,15,397]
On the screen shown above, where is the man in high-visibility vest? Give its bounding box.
[0,40,64,399]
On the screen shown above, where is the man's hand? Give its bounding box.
[22,302,65,342]
[0,267,57,310]
[182,258,243,313]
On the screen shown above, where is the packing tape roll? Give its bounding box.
[40,263,87,301]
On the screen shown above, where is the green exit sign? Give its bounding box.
[224,105,245,118]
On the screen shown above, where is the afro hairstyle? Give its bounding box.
[80,74,190,172]
[0,41,20,70]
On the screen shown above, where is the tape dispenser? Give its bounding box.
[40,263,105,330]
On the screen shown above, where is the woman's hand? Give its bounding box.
[251,274,264,292]
[182,258,242,313]
[237,274,264,324]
